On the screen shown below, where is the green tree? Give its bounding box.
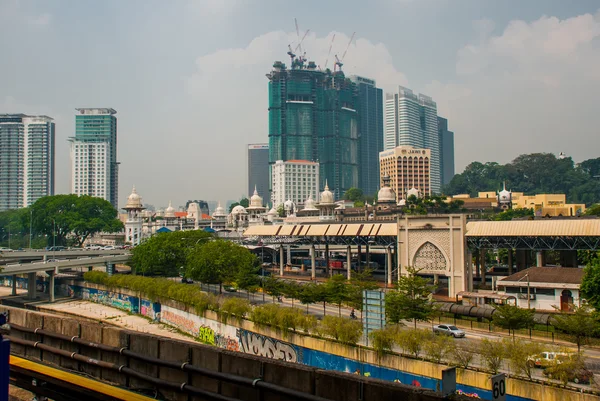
[579,257,600,310]
[386,266,436,328]
[369,324,402,357]
[347,269,379,317]
[492,304,535,337]
[262,276,285,302]
[324,274,351,316]
[297,283,319,314]
[424,332,455,363]
[281,281,302,308]
[30,195,123,247]
[131,230,212,276]
[551,306,600,352]
[235,260,260,299]
[343,187,364,202]
[505,339,542,379]
[397,328,429,358]
[187,239,256,293]
[490,208,534,221]
[318,316,363,344]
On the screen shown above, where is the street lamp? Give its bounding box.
[29,209,33,249]
[517,273,531,309]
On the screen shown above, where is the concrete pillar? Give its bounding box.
[49,271,55,303]
[480,249,487,288]
[386,247,393,287]
[346,245,352,280]
[286,245,292,266]
[357,245,362,272]
[433,274,439,285]
[27,272,36,300]
[325,243,330,277]
[11,275,17,296]
[366,244,370,268]
[311,244,316,280]
[507,249,514,275]
[279,245,284,276]
[466,250,473,291]
[536,251,546,267]
[475,249,480,278]
[516,250,528,271]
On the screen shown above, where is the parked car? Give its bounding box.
[0,247,12,252]
[103,245,117,250]
[527,352,571,369]
[181,278,194,284]
[45,246,65,251]
[432,324,466,338]
[223,285,237,292]
[84,244,102,250]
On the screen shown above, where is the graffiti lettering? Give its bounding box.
[198,326,215,345]
[215,334,240,352]
[237,329,298,363]
[161,310,197,336]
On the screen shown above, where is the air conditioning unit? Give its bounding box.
[518,293,536,300]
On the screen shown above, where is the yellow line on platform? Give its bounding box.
[10,355,155,400]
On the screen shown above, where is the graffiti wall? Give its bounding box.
[81,287,139,314]
[140,299,160,321]
[0,276,46,291]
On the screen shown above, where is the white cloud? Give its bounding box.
[427,11,600,172]
[27,13,52,26]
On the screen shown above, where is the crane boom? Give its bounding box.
[340,32,356,62]
[295,18,302,54]
[324,33,336,69]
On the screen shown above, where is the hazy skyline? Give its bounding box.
[1,0,599,209]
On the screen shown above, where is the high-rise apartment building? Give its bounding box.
[69,108,119,207]
[247,144,270,201]
[0,114,55,211]
[267,58,359,199]
[349,75,383,196]
[379,146,431,200]
[384,86,441,194]
[438,117,455,187]
[271,160,320,208]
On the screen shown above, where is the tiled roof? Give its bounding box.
[499,267,585,285]
[466,219,600,237]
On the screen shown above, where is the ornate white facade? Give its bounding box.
[123,186,145,246]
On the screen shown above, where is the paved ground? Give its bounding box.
[40,300,197,344]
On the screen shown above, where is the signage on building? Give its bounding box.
[248,144,269,150]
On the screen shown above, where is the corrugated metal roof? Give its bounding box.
[499,267,585,285]
[243,223,398,237]
[466,219,600,237]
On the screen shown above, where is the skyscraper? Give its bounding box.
[384,86,441,194]
[69,108,119,207]
[247,144,269,201]
[271,159,320,207]
[267,58,359,199]
[349,75,383,196]
[0,114,55,211]
[438,117,455,187]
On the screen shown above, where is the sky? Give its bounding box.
[1,0,599,210]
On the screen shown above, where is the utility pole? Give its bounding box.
[29,209,33,249]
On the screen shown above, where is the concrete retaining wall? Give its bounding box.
[62,282,600,401]
[2,305,450,401]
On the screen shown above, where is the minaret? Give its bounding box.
[123,186,145,246]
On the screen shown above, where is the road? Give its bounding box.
[184,278,600,384]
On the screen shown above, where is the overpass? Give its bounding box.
[0,253,131,302]
[0,249,129,263]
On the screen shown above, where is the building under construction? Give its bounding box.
[267,53,359,201]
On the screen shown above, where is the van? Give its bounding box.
[527,352,571,369]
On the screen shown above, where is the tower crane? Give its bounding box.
[334,32,355,72]
[323,33,336,70]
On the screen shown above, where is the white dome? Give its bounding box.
[213,201,227,217]
[267,206,278,216]
[398,199,407,206]
[498,183,512,203]
[125,185,143,209]
[249,186,263,208]
[284,199,295,211]
[406,188,419,199]
[377,176,396,203]
[320,180,334,204]
[231,205,247,215]
[303,194,318,211]
[165,200,175,218]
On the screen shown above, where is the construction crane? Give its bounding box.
[334,32,355,72]
[287,44,296,64]
[323,33,336,70]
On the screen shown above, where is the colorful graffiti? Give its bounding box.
[198,326,215,345]
[140,299,160,321]
[161,309,198,337]
[237,329,299,363]
[81,288,139,313]
[215,334,239,352]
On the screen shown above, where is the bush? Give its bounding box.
[318,316,363,345]
[480,339,506,374]
[451,343,477,369]
[424,333,456,363]
[220,298,251,323]
[397,329,430,358]
[250,304,316,334]
[369,325,402,357]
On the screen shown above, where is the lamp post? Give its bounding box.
[517,273,531,309]
[53,219,56,260]
[259,240,265,302]
[29,209,33,249]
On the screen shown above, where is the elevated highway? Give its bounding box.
[0,249,129,263]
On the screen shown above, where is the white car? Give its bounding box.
[433,324,466,338]
[103,245,117,250]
